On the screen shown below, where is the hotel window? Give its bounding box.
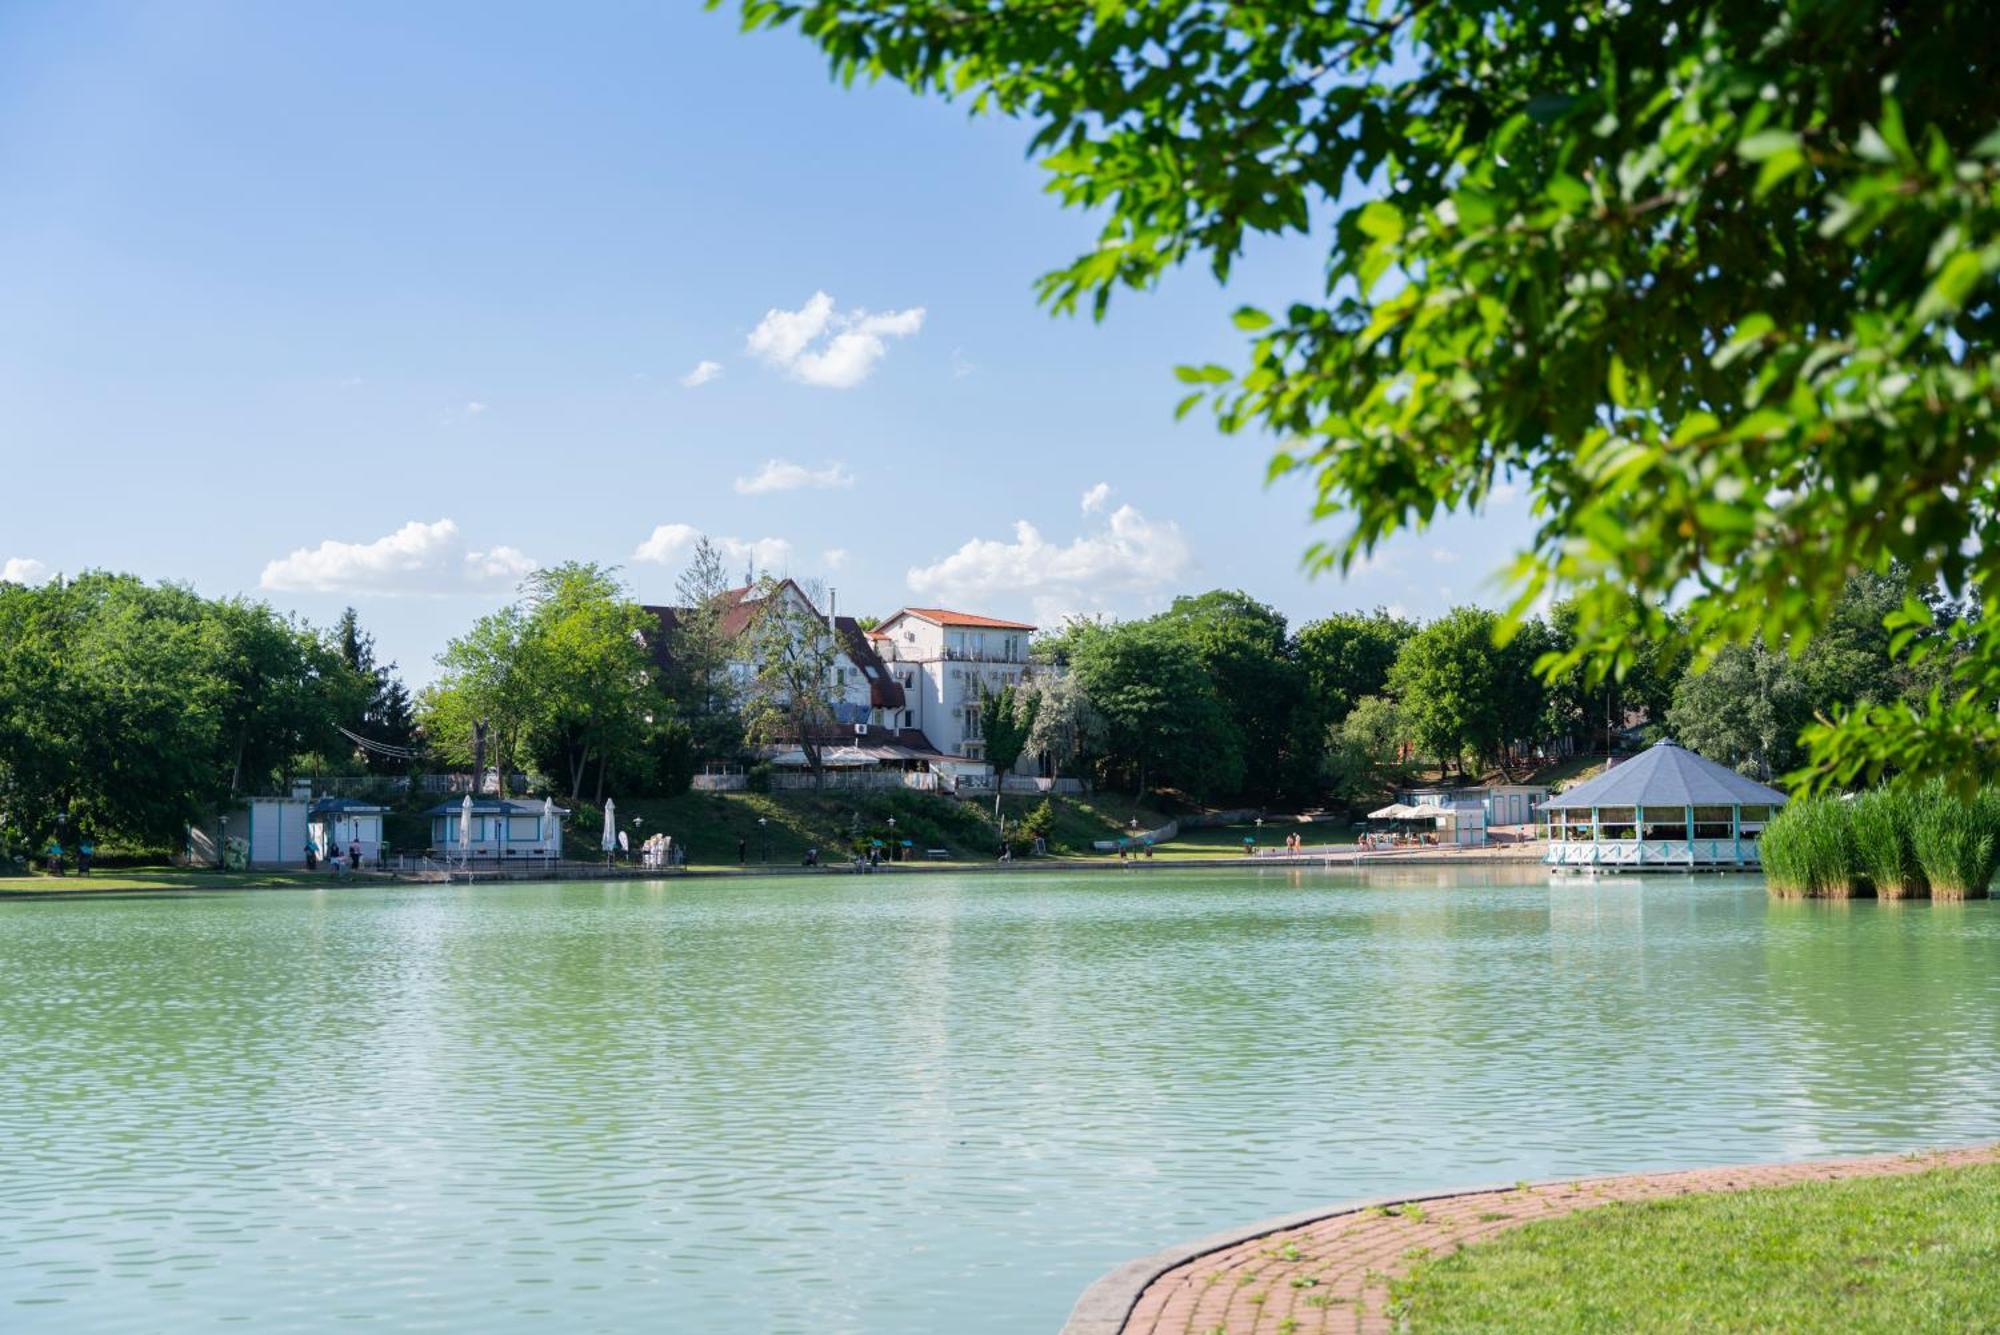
[963,706,983,740]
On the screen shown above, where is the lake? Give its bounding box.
[3,868,1997,1332]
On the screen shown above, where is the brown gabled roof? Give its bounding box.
[889,607,1037,631]
[642,587,905,711]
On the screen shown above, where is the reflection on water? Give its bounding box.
[1,870,1996,1332]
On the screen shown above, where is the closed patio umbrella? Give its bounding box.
[459,793,474,859]
[542,796,556,860]
[601,798,617,855]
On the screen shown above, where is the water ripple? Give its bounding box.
[1,870,1996,1332]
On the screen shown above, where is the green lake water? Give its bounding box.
[2,868,1997,1332]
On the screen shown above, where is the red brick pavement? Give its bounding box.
[1117,1144,2000,1334]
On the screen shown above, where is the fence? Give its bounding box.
[768,770,940,792]
[696,769,1082,796]
[1545,839,1764,869]
[311,773,531,798]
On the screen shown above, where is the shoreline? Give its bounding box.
[0,845,1577,896]
[1065,1142,2000,1334]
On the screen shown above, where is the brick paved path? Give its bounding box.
[1114,1144,1999,1334]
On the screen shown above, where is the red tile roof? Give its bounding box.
[894,607,1037,631]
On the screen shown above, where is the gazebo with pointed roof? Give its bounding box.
[1542,740,1787,871]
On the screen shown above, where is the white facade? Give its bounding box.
[310,803,385,863]
[722,581,899,729]
[869,609,1038,774]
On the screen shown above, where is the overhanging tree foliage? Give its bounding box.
[732,0,2000,789]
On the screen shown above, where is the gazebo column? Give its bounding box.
[1687,803,1695,864]
[1591,806,1601,866]
[1732,805,1741,865]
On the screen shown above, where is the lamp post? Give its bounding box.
[632,815,644,866]
[758,815,769,864]
[886,816,896,862]
[216,812,227,870]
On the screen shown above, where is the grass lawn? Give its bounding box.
[0,866,331,894]
[1146,820,1359,857]
[1389,1161,2000,1332]
[577,788,1178,868]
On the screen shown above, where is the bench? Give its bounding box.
[924,848,951,860]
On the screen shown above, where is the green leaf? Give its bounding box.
[1545,173,1590,211]
[1736,129,1800,161]
[1356,200,1404,242]
[1231,306,1274,332]
[1914,251,1988,322]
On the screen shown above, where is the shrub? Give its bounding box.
[1761,796,1859,898]
[1909,780,1997,900]
[1848,787,1927,900]
[745,763,773,794]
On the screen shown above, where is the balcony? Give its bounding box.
[941,647,1029,664]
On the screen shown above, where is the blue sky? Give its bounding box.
[0,1,1533,684]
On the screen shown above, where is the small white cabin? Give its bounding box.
[310,798,385,865]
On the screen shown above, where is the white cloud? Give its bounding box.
[951,347,975,379]
[632,524,793,577]
[822,547,850,571]
[1080,482,1112,515]
[906,503,1192,608]
[259,519,533,594]
[1429,546,1461,564]
[467,546,535,581]
[463,401,488,416]
[1490,480,1520,505]
[746,290,925,389]
[734,458,855,495]
[681,359,723,388]
[3,557,49,585]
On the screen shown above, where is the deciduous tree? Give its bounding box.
[736,0,2000,789]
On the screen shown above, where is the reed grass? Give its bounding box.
[1848,786,1928,899]
[1760,796,1858,898]
[1910,780,1998,900]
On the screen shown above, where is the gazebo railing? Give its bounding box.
[1545,839,1762,867]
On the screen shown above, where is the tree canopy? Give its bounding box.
[733,0,2000,788]
[0,573,361,847]
[422,563,664,801]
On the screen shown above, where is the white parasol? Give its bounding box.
[601,797,617,853]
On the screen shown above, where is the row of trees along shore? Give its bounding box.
[0,553,1976,856]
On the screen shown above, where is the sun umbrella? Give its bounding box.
[601,797,617,853]
[542,796,556,855]
[459,793,474,853]
[1367,802,1415,819]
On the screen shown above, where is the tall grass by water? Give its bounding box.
[1764,780,1997,900]
[1761,796,1857,898]
[1910,783,2000,900]
[1848,787,1928,899]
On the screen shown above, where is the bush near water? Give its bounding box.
[1763,781,2000,899]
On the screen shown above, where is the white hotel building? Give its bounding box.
[867,608,1039,776]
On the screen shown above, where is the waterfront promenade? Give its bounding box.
[1067,1144,2000,1334]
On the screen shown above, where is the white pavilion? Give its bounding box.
[1541,740,1787,871]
